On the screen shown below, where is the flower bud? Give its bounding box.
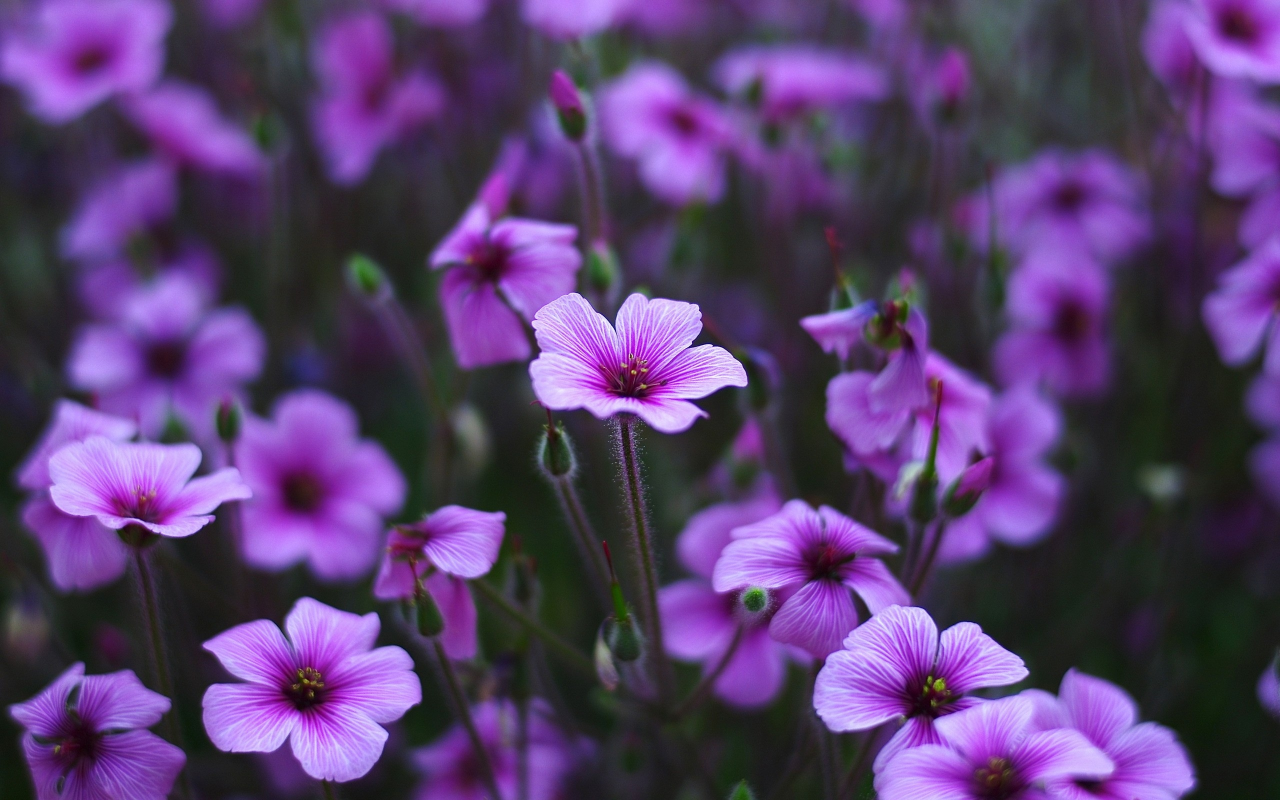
[550,70,587,141]
[728,780,758,800]
[215,397,241,444]
[537,420,577,478]
[910,382,944,524]
[740,587,769,614]
[594,626,619,691]
[346,253,390,302]
[586,242,619,298]
[414,589,445,638]
[605,615,644,663]
[942,457,993,518]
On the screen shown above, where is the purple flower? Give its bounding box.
[1144,1,1203,99]
[0,0,171,123]
[1028,670,1196,799]
[1203,235,1280,372]
[1185,0,1280,82]
[520,0,623,40]
[1208,85,1280,247]
[938,388,1065,564]
[413,698,584,800]
[61,158,177,263]
[199,0,264,28]
[372,505,506,659]
[17,400,137,591]
[598,61,735,206]
[236,390,406,581]
[799,300,880,362]
[1260,653,1280,718]
[121,80,266,177]
[48,436,250,539]
[383,0,489,27]
[994,249,1111,397]
[311,12,447,185]
[712,500,909,658]
[712,45,889,123]
[659,489,799,708]
[202,597,422,783]
[529,292,748,434]
[76,244,222,322]
[805,301,931,412]
[875,694,1114,800]
[430,201,581,369]
[9,663,185,800]
[66,273,265,438]
[814,605,1028,770]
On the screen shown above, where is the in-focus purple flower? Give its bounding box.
[1144,1,1203,99]
[373,505,505,660]
[712,500,909,658]
[1202,234,1280,372]
[1185,0,1280,82]
[48,436,250,539]
[712,45,889,124]
[383,0,488,27]
[430,201,581,369]
[1260,652,1280,718]
[994,248,1111,397]
[814,605,1028,770]
[311,12,447,185]
[61,158,177,263]
[875,694,1114,799]
[236,390,406,581]
[598,61,735,206]
[121,80,266,177]
[66,273,265,438]
[659,489,800,708]
[0,0,171,123]
[413,698,585,800]
[520,0,623,40]
[938,388,1065,564]
[202,597,421,783]
[9,663,184,800]
[1028,669,1196,799]
[17,400,137,591]
[529,292,748,434]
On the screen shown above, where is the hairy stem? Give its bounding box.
[431,638,504,800]
[909,520,950,597]
[133,549,191,800]
[550,477,612,610]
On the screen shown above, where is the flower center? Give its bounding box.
[1218,5,1260,42]
[667,106,702,138]
[1052,300,1091,342]
[146,340,187,379]
[974,756,1017,799]
[1051,180,1087,213]
[807,541,856,580]
[48,720,100,770]
[73,44,113,75]
[608,353,665,398]
[912,674,954,717]
[282,473,324,513]
[118,487,161,522]
[464,240,508,282]
[286,666,326,710]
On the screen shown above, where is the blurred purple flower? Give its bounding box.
[1186,0,1280,82]
[49,436,250,539]
[17,400,136,591]
[598,61,735,206]
[994,249,1111,397]
[121,80,266,177]
[0,0,171,123]
[199,0,264,28]
[1144,1,1203,99]
[814,605,1028,770]
[9,663,185,800]
[614,0,713,35]
[1203,234,1280,372]
[383,0,488,27]
[77,244,221,322]
[60,158,177,263]
[847,0,908,29]
[712,500,908,658]
[713,44,888,124]
[529,292,748,434]
[1208,85,1280,247]
[1260,653,1280,718]
[67,273,265,438]
[311,12,447,185]
[908,46,972,126]
[520,0,623,40]
[430,202,581,369]
[236,390,406,581]
[800,300,879,361]
[202,597,421,783]
[875,694,1114,799]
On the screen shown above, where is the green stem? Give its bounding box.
[669,623,744,720]
[470,579,596,678]
[909,520,950,597]
[838,731,875,800]
[133,549,192,800]
[551,478,612,610]
[431,639,504,800]
[322,779,338,800]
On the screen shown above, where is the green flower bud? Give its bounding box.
[346,253,390,301]
[740,587,768,614]
[728,780,758,800]
[537,421,577,478]
[415,589,445,638]
[215,397,241,444]
[605,616,643,663]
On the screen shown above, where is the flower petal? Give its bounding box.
[290,704,389,783]
[650,344,747,400]
[614,293,704,374]
[203,619,296,686]
[420,506,506,579]
[768,579,858,658]
[1014,728,1114,785]
[78,670,171,732]
[841,558,910,614]
[873,743,975,800]
[168,467,251,518]
[1057,669,1137,750]
[327,645,422,724]
[285,597,380,673]
[659,579,735,661]
[935,621,1027,695]
[202,683,298,753]
[89,729,187,800]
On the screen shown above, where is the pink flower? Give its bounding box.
[9,663,185,800]
[1260,653,1280,718]
[48,436,250,539]
[1208,85,1280,247]
[0,0,171,123]
[121,80,266,177]
[311,12,447,185]
[17,400,137,591]
[383,0,489,27]
[712,500,909,659]
[1202,234,1280,372]
[372,505,506,660]
[598,61,735,206]
[520,0,624,40]
[1185,0,1280,82]
[430,201,581,369]
[202,597,421,783]
[236,390,406,581]
[1144,1,1203,99]
[713,44,889,124]
[529,292,748,434]
[60,158,176,263]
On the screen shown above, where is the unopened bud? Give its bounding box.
[346,253,390,302]
[550,70,587,141]
[605,616,643,663]
[740,587,769,614]
[414,589,445,638]
[537,420,577,478]
[586,242,619,297]
[728,780,758,800]
[216,397,241,444]
[942,457,993,518]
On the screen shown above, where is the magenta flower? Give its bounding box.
[799,300,880,362]
[994,249,1111,397]
[17,400,137,591]
[804,301,931,412]
[814,605,1028,770]
[48,436,250,539]
[875,694,1114,800]
[529,292,748,434]
[1202,235,1280,373]
[430,201,581,369]
[413,698,585,800]
[76,244,222,323]
[1185,0,1280,82]
[712,45,889,123]
[712,500,909,658]
[598,61,735,206]
[311,12,446,185]
[1144,1,1203,99]
[1260,654,1280,718]
[383,0,489,27]
[61,158,177,263]
[236,390,406,581]
[373,505,506,660]
[0,0,171,124]
[659,489,799,708]
[121,80,266,177]
[66,273,265,438]
[520,0,622,40]
[1028,670,1196,799]
[202,597,421,783]
[9,663,185,800]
